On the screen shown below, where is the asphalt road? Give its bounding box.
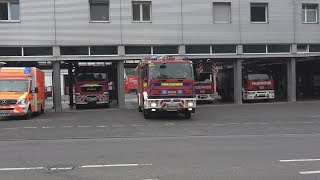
[0,101,320,179]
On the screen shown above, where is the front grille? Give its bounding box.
[0,99,17,106]
[81,86,102,92]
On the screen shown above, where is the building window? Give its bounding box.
[23,47,53,56]
[250,3,268,23]
[309,44,320,52]
[132,1,151,22]
[267,45,291,53]
[243,45,267,53]
[186,45,210,54]
[297,44,309,53]
[90,46,118,55]
[0,1,20,21]
[0,47,22,56]
[213,2,231,23]
[153,46,179,55]
[60,46,89,55]
[125,46,151,54]
[212,45,237,54]
[302,4,319,23]
[89,0,109,22]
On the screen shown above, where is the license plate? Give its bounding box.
[87,97,97,102]
[167,103,178,111]
[0,110,10,116]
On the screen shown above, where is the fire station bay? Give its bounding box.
[0,0,320,112]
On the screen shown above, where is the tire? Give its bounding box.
[104,103,110,108]
[23,107,32,120]
[138,106,143,112]
[143,110,151,119]
[40,105,44,114]
[184,111,192,119]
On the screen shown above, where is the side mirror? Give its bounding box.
[33,87,39,93]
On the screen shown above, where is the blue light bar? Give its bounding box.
[24,67,31,74]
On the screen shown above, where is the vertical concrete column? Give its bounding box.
[117,60,125,109]
[234,59,242,104]
[287,58,297,102]
[52,61,62,112]
[179,45,186,56]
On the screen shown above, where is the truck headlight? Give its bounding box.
[17,98,27,105]
[150,102,157,108]
[187,102,194,107]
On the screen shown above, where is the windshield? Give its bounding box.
[248,74,271,80]
[149,63,194,79]
[76,73,107,81]
[0,80,29,92]
[125,68,137,76]
[195,73,212,82]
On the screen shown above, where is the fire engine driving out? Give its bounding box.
[137,56,196,119]
[194,61,221,102]
[74,66,114,109]
[242,68,275,101]
[0,67,45,119]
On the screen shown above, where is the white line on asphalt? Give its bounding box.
[131,125,144,127]
[2,128,18,130]
[258,123,270,125]
[49,167,73,170]
[80,164,152,168]
[42,127,55,129]
[229,123,241,125]
[78,126,92,128]
[280,159,320,162]
[311,115,320,118]
[63,126,74,128]
[112,125,126,127]
[0,167,44,171]
[211,124,225,126]
[243,123,258,125]
[300,170,320,175]
[23,127,37,129]
[96,126,108,128]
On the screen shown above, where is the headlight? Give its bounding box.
[187,102,194,107]
[17,98,27,105]
[150,102,157,108]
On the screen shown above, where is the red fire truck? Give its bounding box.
[137,56,196,119]
[194,61,221,102]
[242,69,275,101]
[74,66,114,109]
[124,68,138,94]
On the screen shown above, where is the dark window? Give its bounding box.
[10,2,19,20]
[0,3,8,20]
[90,46,118,55]
[125,46,151,54]
[60,46,89,55]
[267,45,291,53]
[186,45,210,54]
[132,1,151,22]
[153,46,179,54]
[23,47,53,56]
[243,45,266,53]
[251,3,268,23]
[310,44,320,52]
[297,44,308,53]
[212,45,237,54]
[302,4,318,23]
[0,47,22,56]
[89,0,109,21]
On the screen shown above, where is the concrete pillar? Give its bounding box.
[287,58,296,102]
[234,59,242,104]
[52,61,62,112]
[179,45,186,56]
[117,60,125,109]
[68,63,74,106]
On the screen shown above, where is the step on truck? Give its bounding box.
[137,56,196,119]
[0,67,45,119]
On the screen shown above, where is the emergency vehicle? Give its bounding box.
[137,56,196,119]
[194,61,221,102]
[242,68,275,100]
[0,67,45,119]
[124,68,138,94]
[74,66,114,109]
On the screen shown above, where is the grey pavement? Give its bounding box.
[0,101,320,179]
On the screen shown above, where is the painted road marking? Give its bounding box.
[300,170,320,175]
[42,127,55,129]
[63,126,74,128]
[0,167,44,171]
[2,128,18,130]
[78,126,92,128]
[280,159,320,162]
[81,164,152,168]
[49,167,73,171]
[97,126,108,128]
[23,127,37,129]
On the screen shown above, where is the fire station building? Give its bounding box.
[0,0,320,110]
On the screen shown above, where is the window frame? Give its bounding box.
[302,4,319,24]
[212,2,232,24]
[89,0,110,23]
[0,1,20,22]
[132,1,152,23]
[250,3,268,24]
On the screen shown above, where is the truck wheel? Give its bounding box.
[184,111,192,119]
[104,103,110,108]
[23,107,32,120]
[40,106,44,114]
[143,110,151,119]
[138,106,143,112]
